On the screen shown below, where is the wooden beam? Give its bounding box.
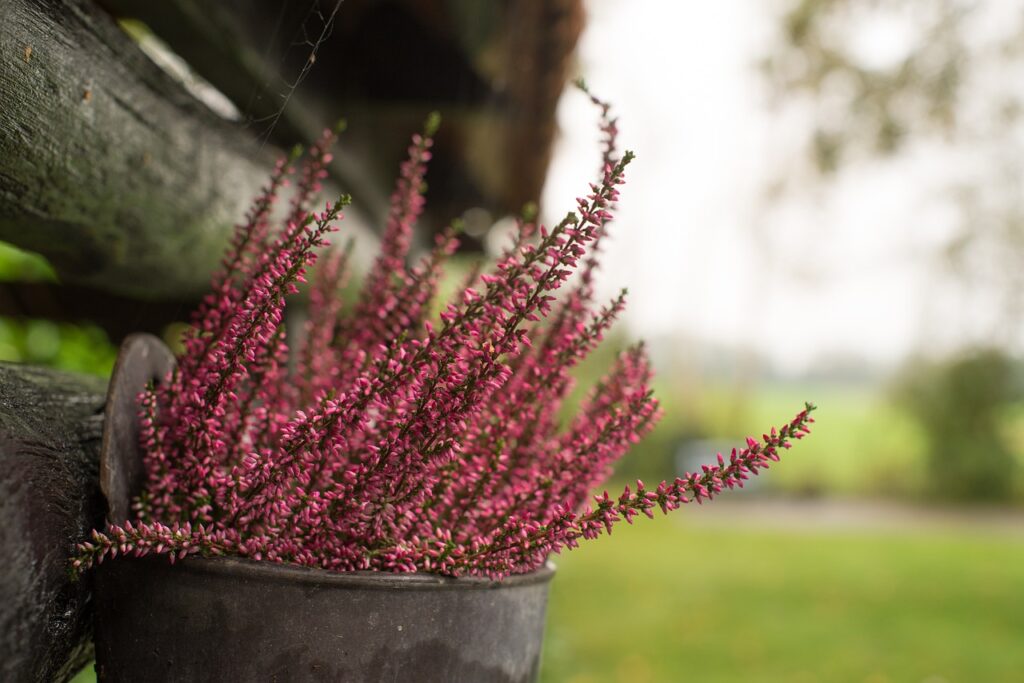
[95,0,392,223]
[97,0,584,232]
[0,363,106,683]
[0,0,373,301]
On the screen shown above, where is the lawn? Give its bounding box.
[540,512,1024,682]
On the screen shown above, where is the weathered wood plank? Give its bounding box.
[99,0,584,236]
[0,363,107,683]
[0,0,369,300]
[96,0,392,223]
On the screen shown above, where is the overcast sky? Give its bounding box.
[541,0,1013,376]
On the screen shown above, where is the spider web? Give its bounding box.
[243,0,346,147]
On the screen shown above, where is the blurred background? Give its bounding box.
[6,0,1021,681]
[541,2,1024,681]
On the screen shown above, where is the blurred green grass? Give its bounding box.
[540,513,1024,682]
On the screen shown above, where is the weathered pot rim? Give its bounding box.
[120,553,556,591]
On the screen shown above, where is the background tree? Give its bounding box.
[763,0,1024,501]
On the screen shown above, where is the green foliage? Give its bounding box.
[0,241,56,281]
[68,665,94,683]
[0,318,116,377]
[765,1,1024,329]
[765,0,965,173]
[0,240,115,376]
[894,349,1022,502]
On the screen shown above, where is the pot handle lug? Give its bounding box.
[100,333,177,524]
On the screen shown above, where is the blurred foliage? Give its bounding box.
[614,379,932,500]
[893,348,1024,502]
[0,241,116,376]
[559,329,939,500]
[764,0,967,173]
[715,382,928,499]
[0,318,116,377]
[0,241,57,281]
[766,0,1024,338]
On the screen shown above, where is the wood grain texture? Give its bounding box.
[0,363,107,683]
[0,0,280,299]
[98,0,584,238]
[96,0,392,223]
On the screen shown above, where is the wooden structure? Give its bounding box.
[0,0,583,679]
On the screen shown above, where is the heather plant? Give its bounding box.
[73,89,815,580]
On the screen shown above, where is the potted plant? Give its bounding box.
[74,88,815,682]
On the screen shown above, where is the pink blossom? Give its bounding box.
[73,92,816,581]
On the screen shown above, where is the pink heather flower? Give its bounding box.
[73,92,816,581]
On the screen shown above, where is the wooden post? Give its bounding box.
[0,0,374,301]
[0,363,107,682]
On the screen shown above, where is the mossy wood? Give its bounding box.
[98,0,583,241]
[0,0,305,300]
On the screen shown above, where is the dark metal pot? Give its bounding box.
[94,555,554,682]
[92,335,555,682]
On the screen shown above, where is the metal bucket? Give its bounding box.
[93,334,555,682]
[94,556,553,682]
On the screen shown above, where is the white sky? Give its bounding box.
[540,0,1015,376]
